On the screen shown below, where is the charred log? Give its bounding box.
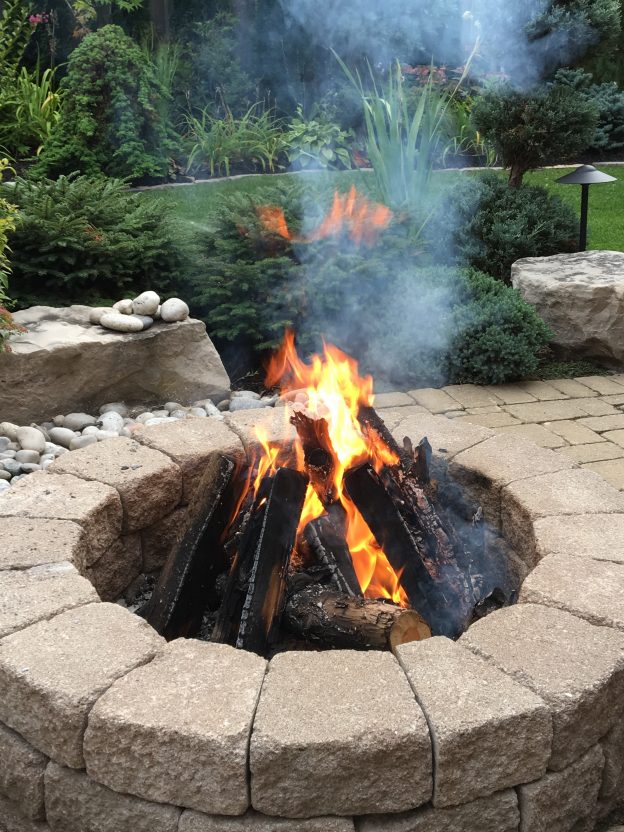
[302,515,362,597]
[144,455,238,640]
[290,410,335,505]
[212,467,308,656]
[284,584,431,651]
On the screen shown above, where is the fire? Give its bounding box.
[256,185,392,247]
[250,331,408,607]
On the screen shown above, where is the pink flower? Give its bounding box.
[28,13,43,25]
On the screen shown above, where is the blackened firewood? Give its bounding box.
[289,410,335,505]
[212,467,308,656]
[144,455,238,640]
[344,463,473,638]
[303,515,362,597]
[284,584,431,651]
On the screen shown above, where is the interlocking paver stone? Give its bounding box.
[547,378,597,398]
[85,639,266,815]
[0,603,163,768]
[50,438,182,533]
[140,506,189,572]
[461,412,521,428]
[482,384,537,404]
[460,604,624,770]
[44,763,181,832]
[0,564,98,638]
[576,375,624,395]
[561,442,624,464]
[396,637,551,807]
[442,384,501,408]
[408,388,461,414]
[250,650,432,817]
[504,399,591,422]
[532,514,624,562]
[545,420,605,445]
[84,534,142,600]
[0,722,47,821]
[373,391,416,408]
[603,429,624,447]
[357,789,519,832]
[578,415,624,432]
[574,397,621,416]
[0,472,122,562]
[584,458,624,490]
[515,380,569,400]
[0,518,87,572]
[225,407,296,454]
[178,810,355,832]
[520,551,624,630]
[0,792,50,831]
[501,468,624,566]
[496,423,567,448]
[599,720,624,817]
[135,419,243,502]
[517,744,603,832]
[389,413,492,459]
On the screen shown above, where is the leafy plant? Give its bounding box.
[3,174,191,309]
[0,66,62,160]
[554,68,624,152]
[443,98,498,167]
[185,105,286,176]
[0,158,21,353]
[0,0,33,80]
[35,25,176,182]
[283,107,352,170]
[471,81,598,187]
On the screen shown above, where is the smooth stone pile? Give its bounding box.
[90,291,190,334]
[0,390,276,492]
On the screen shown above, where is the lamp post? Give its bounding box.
[555,164,616,252]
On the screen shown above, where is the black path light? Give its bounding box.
[556,164,617,252]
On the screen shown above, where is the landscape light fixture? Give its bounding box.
[556,164,616,252]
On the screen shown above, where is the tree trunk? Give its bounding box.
[149,0,171,40]
[508,163,526,188]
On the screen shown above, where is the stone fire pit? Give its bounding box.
[1,405,624,832]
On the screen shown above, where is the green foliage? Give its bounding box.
[35,25,175,182]
[3,174,190,309]
[0,0,33,79]
[471,81,598,186]
[185,105,286,176]
[0,158,20,353]
[444,97,499,167]
[0,66,62,160]
[283,107,352,170]
[555,67,624,151]
[434,173,578,282]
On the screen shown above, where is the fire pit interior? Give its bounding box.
[138,333,520,657]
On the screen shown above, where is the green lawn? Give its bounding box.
[139,165,624,251]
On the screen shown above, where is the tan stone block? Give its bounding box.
[574,397,620,416]
[496,423,567,448]
[0,564,98,638]
[0,723,47,821]
[396,637,551,807]
[367,405,428,433]
[465,405,505,414]
[372,391,416,408]
[50,438,182,533]
[44,763,180,832]
[517,744,603,832]
[179,810,355,832]
[85,640,266,815]
[520,551,624,630]
[0,793,50,831]
[584,458,624,490]
[516,380,570,400]
[140,506,190,572]
[460,604,624,770]
[505,400,589,422]
[576,375,624,395]
[598,720,624,817]
[548,378,598,398]
[250,651,432,818]
[545,420,605,445]
[451,434,571,522]
[357,790,519,832]
[408,388,462,414]
[0,603,163,768]
[0,472,122,563]
[389,413,493,459]
[461,412,521,428]
[84,535,142,600]
[442,384,502,408]
[579,414,624,432]
[603,429,624,447]
[561,442,624,464]
[225,407,296,456]
[602,394,624,406]
[0,519,88,572]
[482,384,537,404]
[501,468,624,568]
[136,419,243,503]
[533,513,624,562]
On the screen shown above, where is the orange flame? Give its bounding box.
[248,331,407,607]
[256,186,392,247]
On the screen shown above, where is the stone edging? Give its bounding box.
[1,405,624,832]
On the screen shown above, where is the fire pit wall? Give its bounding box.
[1,406,624,832]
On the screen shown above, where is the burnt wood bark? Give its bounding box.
[212,467,309,656]
[302,515,362,597]
[284,584,431,651]
[290,410,336,505]
[143,456,237,640]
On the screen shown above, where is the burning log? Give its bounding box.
[144,456,237,640]
[344,463,474,638]
[283,583,431,651]
[302,515,362,597]
[290,409,335,505]
[212,466,308,656]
